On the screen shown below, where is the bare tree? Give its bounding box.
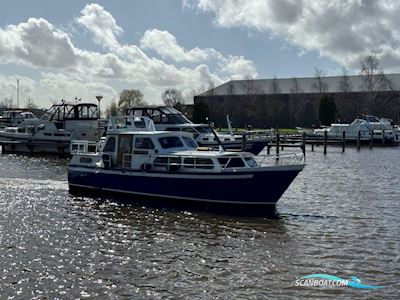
[311,67,328,93]
[337,68,353,92]
[118,89,146,112]
[161,88,184,107]
[0,97,13,108]
[360,55,380,92]
[268,75,281,94]
[227,82,234,95]
[376,70,396,91]
[25,97,37,109]
[240,76,264,94]
[290,76,302,94]
[105,100,119,117]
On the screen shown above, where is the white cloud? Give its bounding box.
[0,18,78,68]
[76,3,123,49]
[140,28,222,62]
[220,55,258,79]
[0,3,258,106]
[189,0,400,72]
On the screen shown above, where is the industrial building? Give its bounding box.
[194,74,400,128]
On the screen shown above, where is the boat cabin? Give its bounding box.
[42,102,101,140]
[126,106,192,126]
[0,110,36,127]
[3,119,71,137]
[71,116,260,173]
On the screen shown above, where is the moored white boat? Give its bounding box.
[312,116,398,143]
[0,118,71,155]
[126,106,271,154]
[68,116,305,210]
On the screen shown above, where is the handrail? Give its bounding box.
[115,152,303,171]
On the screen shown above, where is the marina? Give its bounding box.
[0,145,399,298]
[1,1,400,298]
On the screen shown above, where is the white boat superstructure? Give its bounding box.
[43,102,102,141]
[313,116,399,143]
[125,106,272,154]
[0,110,37,129]
[313,119,372,140]
[0,118,71,155]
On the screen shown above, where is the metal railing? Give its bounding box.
[254,152,304,167]
[119,152,304,171]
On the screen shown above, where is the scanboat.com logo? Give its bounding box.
[295,274,385,289]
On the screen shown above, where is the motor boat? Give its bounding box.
[0,118,71,155]
[312,116,397,143]
[312,119,372,141]
[0,110,37,129]
[0,101,103,156]
[359,115,397,143]
[68,116,305,209]
[125,106,271,154]
[43,101,102,141]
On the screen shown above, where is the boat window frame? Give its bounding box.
[135,137,155,150]
[158,136,184,149]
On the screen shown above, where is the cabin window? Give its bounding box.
[219,157,245,168]
[217,157,229,167]
[104,137,116,152]
[226,157,245,168]
[88,145,97,153]
[244,157,258,167]
[183,157,213,169]
[196,158,214,169]
[158,136,183,148]
[135,137,155,149]
[183,157,195,168]
[182,136,197,148]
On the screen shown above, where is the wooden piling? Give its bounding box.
[311,143,314,151]
[267,145,270,155]
[357,130,361,151]
[323,130,327,155]
[382,130,385,145]
[276,132,280,158]
[342,131,346,153]
[370,130,374,149]
[242,133,247,151]
[302,132,306,157]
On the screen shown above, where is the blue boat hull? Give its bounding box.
[199,139,269,155]
[68,166,302,207]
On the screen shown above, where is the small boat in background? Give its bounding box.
[68,115,305,210]
[0,101,103,156]
[312,116,397,143]
[0,118,71,155]
[0,110,37,129]
[126,106,271,154]
[43,101,102,141]
[312,119,372,141]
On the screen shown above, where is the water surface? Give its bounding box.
[0,147,399,299]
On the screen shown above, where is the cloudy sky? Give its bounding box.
[1,0,399,108]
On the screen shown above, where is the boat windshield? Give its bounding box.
[182,136,197,148]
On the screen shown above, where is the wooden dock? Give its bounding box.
[243,130,398,156]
